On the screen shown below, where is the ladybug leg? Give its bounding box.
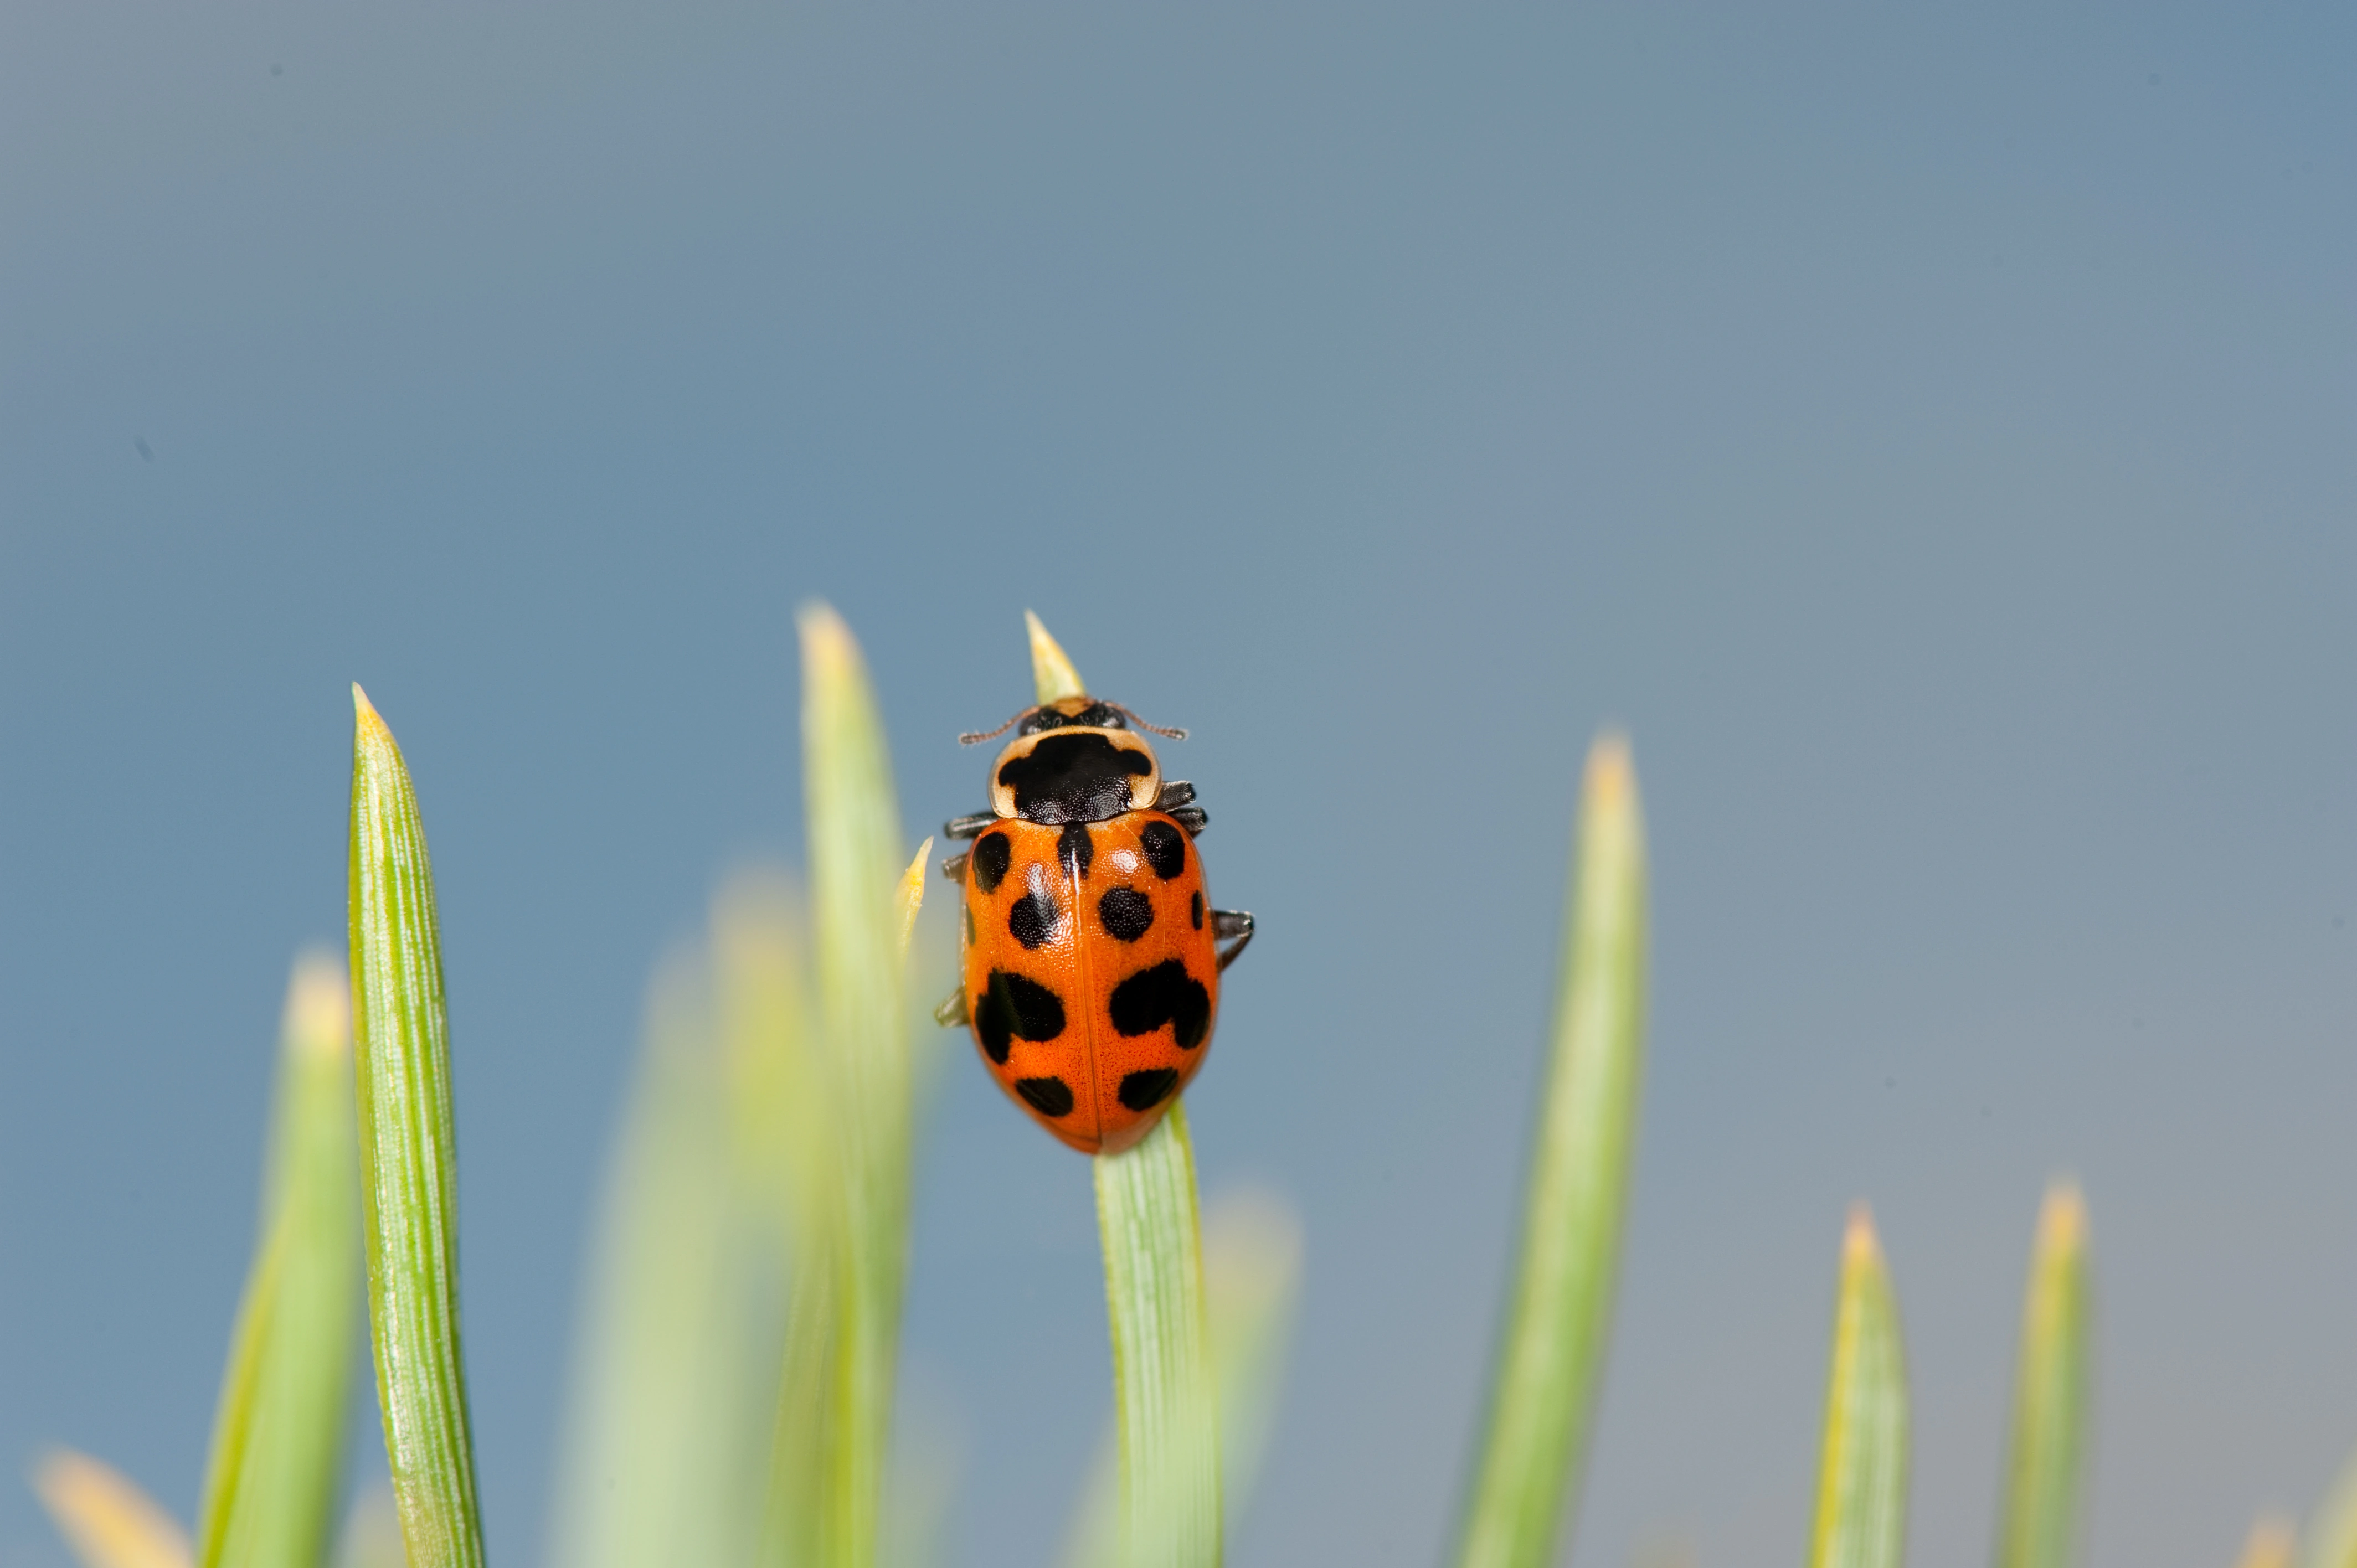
[939,851,969,883]
[1154,780,1195,810]
[1211,910,1254,971]
[944,811,997,840]
[932,985,969,1028]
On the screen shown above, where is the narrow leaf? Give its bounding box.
[1809,1207,1910,1568]
[1026,610,1086,704]
[33,1451,192,1568]
[548,949,780,1568]
[797,605,917,1568]
[1454,733,1649,1568]
[195,951,363,1568]
[348,687,486,1568]
[1061,1190,1305,1568]
[1995,1181,2093,1568]
[896,838,932,954]
[2308,1445,2357,1568]
[1095,1104,1221,1568]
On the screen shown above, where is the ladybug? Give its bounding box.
[933,694,1254,1154]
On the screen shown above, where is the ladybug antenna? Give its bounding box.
[1111,703,1189,741]
[958,707,1035,746]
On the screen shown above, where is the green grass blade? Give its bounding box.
[1095,1104,1221,1568]
[1809,1208,1910,1568]
[1022,611,1222,1568]
[32,1450,193,1568]
[2307,1445,2357,1568]
[1061,1190,1305,1568]
[798,606,918,1568]
[195,952,363,1568]
[1995,1182,2093,1568]
[547,950,780,1568]
[1454,734,1649,1568]
[348,687,487,1568]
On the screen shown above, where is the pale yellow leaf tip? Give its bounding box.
[285,948,352,1061]
[2232,1516,2297,1568]
[797,600,863,688]
[351,682,394,749]
[2036,1177,2088,1257]
[32,1449,193,1568]
[1843,1203,1885,1272]
[1026,610,1087,704]
[1584,730,1635,812]
[897,835,933,955]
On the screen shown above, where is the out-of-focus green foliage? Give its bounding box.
[1995,1181,2093,1568]
[2307,1444,2357,1568]
[1453,735,1648,1568]
[195,953,362,1568]
[1809,1208,1910,1568]
[348,687,487,1568]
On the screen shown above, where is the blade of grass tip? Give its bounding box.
[2236,1518,2298,1568]
[799,606,917,1568]
[1060,1190,1305,1568]
[1026,609,1220,1568]
[33,1451,192,1568]
[348,687,486,1568]
[897,838,932,955]
[1454,733,1648,1568]
[548,949,777,1568]
[195,951,362,1568]
[1809,1207,1910,1568]
[2307,1445,2357,1568]
[1995,1181,2093,1568]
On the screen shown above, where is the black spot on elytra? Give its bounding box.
[1118,1067,1179,1112]
[997,733,1153,824]
[973,971,1066,1064]
[1190,891,1203,930]
[1139,819,1186,880]
[1015,1076,1075,1117]
[1058,820,1094,879]
[1099,887,1155,942]
[970,831,1011,893]
[1008,890,1059,950]
[1109,960,1211,1049]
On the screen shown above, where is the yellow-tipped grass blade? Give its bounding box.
[1453,735,1648,1568]
[1026,612,1221,1568]
[193,950,362,1568]
[2237,1518,2298,1568]
[1809,1208,1910,1568]
[33,1450,192,1568]
[349,687,486,1568]
[1995,1181,2093,1568]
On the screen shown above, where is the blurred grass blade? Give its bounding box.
[1454,734,1649,1568]
[2308,1444,2357,1568]
[1995,1182,2093,1568]
[194,952,362,1568]
[348,687,487,1568]
[1809,1208,1910,1568]
[548,949,780,1568]
[2238,1518,2298,1568]
[33,1450,192,1568]
[1027,610,1085,703]
[334,1490,406,1568]
[1061,1190,1305,1568]
[795,605,918,1568]
[1096,1104,1221,1568]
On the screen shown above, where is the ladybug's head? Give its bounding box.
[961,695,1186,826]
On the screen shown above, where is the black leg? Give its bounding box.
[1211,910,1254,971]
[939,852,969,883]
[1167,805,1208,836]
[943,811,997,841]
[933,986,969,1028]
[1155,780,1197,811]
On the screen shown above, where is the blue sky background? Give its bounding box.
[3,4,2352,1566]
